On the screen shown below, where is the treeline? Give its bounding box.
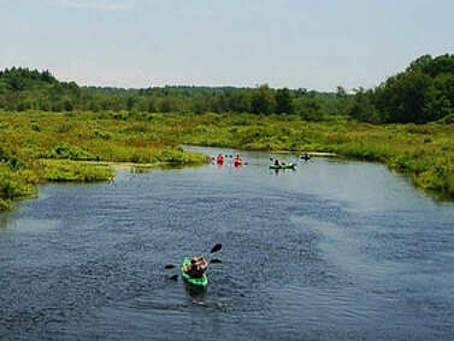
[2,53,454,124]
[0,67,351,120]
[350,54,454,124]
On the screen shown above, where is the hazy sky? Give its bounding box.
[2,0,453,90]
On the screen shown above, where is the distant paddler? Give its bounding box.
[216,153,225,165]
[300,152,311,161]
[233,154,243,167]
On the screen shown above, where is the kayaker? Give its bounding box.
[301,152,310,160]
[183,256,208,278]
[234,154,243,166]
[274,159,279,166]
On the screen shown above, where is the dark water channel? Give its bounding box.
[1,147,453,340]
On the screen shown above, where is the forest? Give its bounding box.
[0,67,348,120]
[1,54,454,124]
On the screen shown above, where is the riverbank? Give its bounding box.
[1,110,453,211]
[0,110,210,211]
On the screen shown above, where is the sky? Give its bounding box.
[2,0,453,91]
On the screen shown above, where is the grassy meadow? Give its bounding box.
[1,110,453,210]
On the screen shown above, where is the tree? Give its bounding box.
[336,86,347,98]
[126,96,136,111]
[275,88,294,114]
[349,89,381,123]
[251,84,275,115]
[422,86,451,122]
[373,70,432,123]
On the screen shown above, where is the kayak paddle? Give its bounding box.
[210,243,222,254]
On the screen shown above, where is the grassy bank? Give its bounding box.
[1,110,453,211]
[0,110,209,211]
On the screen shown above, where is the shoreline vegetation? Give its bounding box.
[1,53,454,210]
[1,110,453,212]
[0,110,211,211]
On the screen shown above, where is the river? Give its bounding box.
[1,146,453,340]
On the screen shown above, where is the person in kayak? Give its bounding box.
[274,159,280,166]
[183,256,209,278]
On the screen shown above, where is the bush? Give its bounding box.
[39,160,113,182]
[48,143,98,161]
[437,113,454,124]
[0,169,36,200]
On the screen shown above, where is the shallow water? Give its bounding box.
[1,147,453,340]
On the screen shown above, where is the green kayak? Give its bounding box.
[269,162,296,170]
[181,257,208,287]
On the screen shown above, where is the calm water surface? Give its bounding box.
[1,147,453,340]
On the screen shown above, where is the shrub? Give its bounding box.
[48,143,98,161]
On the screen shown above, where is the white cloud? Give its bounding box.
[58,0,133,12]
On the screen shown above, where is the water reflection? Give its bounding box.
[271,168,297,175]
[184,282,207,304]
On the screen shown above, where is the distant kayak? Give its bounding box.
[269,162,296,170]
[181,257,208,287]
[216,155,225,165]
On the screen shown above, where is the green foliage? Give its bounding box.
[0,164,36,206]
[0,198,11,211]
[39,160,113,182]
[0,67,351,121]
[275,88,294,114]
[250,84,276,115]
[351,53,454,124]
[0,110,210,210]
[47,144,98,161]
[437,113,454,124]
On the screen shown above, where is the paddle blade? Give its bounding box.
[165,265,175,270]
[169,275,178,281]
[210,243,222,253]
[210,258,222,264]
